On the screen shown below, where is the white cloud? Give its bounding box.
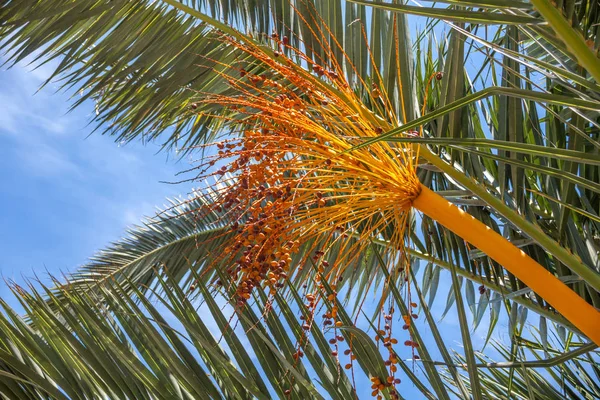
[26,61,59,83]
[122,201,157,227]
[0,94,71,136]
[17,141,81,177]
[0,92,21,133]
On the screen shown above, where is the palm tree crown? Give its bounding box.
[0,0,599,398]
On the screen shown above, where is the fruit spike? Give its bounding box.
[189,25,600,346]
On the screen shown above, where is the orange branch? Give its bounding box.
[412,185,600,345]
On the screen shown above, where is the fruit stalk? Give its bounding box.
[412,185,600,345]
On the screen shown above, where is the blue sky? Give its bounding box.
[0,57,194,301]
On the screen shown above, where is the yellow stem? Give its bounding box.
[412,185,600,345]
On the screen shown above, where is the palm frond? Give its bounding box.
[0,267,412,399]
[0,0,417,150]
[443,336,600,399]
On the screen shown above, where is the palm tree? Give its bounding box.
[1,0,599,399]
